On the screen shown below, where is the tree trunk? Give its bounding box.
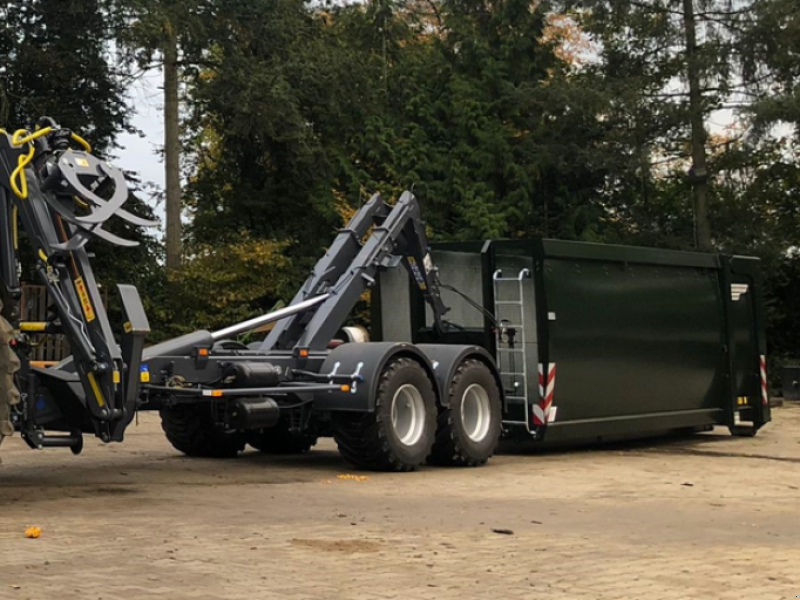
[164,25,182,270]
[682,0,712,250]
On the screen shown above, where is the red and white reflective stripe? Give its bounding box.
[534,363,557,426]
[760,355,768,406]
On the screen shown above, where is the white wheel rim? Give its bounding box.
[461,384,492,442]
[391,384,426,446]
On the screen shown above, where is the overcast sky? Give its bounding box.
[115,68,166,222]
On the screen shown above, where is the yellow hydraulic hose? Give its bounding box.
[3,126,91,199]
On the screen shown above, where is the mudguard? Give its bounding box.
[315,342,439,412]
[415,344,504,408]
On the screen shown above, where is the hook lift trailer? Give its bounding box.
[0,119,504,471]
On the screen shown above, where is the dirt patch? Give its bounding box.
[88,485,140,496]
[1,410,799,599]
[290,538,383,554]
[648,447,800,463]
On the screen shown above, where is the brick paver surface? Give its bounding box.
[1,405,799,599]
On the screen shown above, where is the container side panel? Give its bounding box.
[543,258,725,421]
[376,268,413,342]
[426,250,485,329]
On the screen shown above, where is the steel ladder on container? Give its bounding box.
[493,268,532,431]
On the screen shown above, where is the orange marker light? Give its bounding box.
[340,384,350,393]
[299,349,309,358]
[210,390,223,397]
[199,348,209,357]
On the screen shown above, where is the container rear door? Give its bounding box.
[727,257,770,428]
[729,277,759,406]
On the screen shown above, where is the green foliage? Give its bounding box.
[0,0,129,151]
[181,0,614,257]
[183,0,346,258]
[325,0,610,241]
[565,1,749,246]
[151,236,295,339]
[113,0,213,68]
[740,0,800,139]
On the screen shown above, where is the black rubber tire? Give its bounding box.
[160,404,246,458]
[247,417,318,454]
[428,359,502,467]
[332,357,436,472]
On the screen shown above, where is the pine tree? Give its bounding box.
[326,0,609,241]
[0,0,129,150]
[183,0,346,250]
[113,0,214,271]
[567,0,764,250]
[741,0,800,138]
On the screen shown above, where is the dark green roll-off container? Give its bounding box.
[373,239,770,443]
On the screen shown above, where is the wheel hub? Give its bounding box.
[461,384,491,442]
[391,384,426,446]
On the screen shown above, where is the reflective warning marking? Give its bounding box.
[406,256,428,291]
[731,283,749,301]
[534,363,557,426]
[74,277,96,322]
[86,372,105,407]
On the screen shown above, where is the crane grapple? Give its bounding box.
[0,118,155,453]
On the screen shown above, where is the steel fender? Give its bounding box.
[415,344,503,408]
[315,342,439,412]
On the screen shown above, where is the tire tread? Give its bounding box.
[429,359,499,467]
[160,405,245,458]
[333,357,434,472]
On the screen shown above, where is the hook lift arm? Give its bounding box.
[261,191,449,352]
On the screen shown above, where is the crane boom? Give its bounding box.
[261,191,448,351]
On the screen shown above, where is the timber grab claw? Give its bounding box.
[1,118,157,250]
